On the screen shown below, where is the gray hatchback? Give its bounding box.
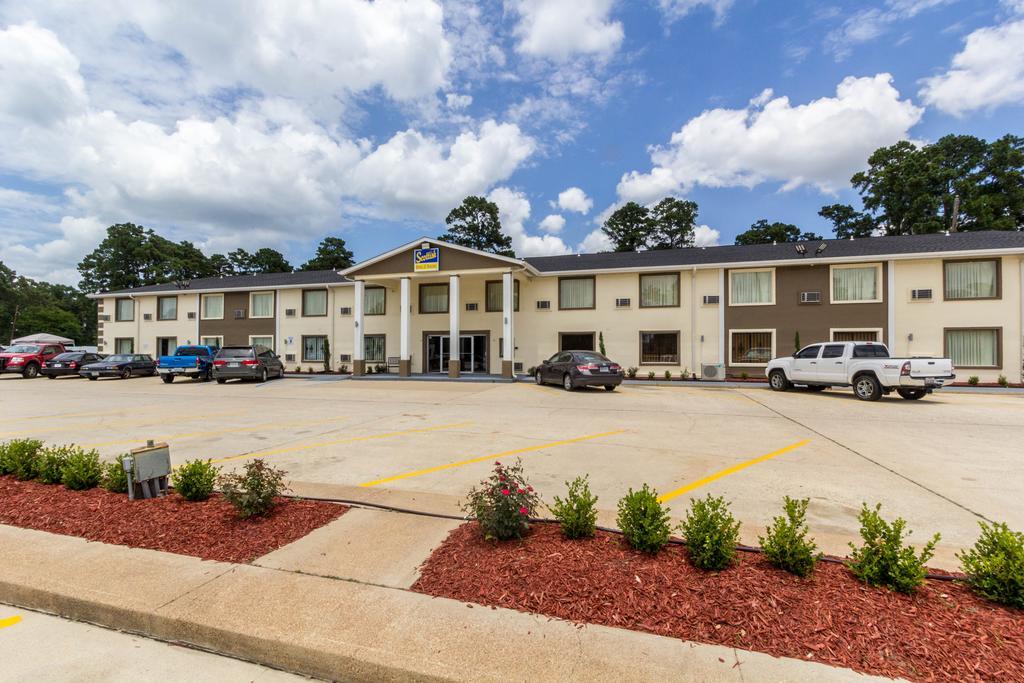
[212,345,285,383]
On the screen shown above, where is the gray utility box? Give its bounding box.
[126,441,171,500]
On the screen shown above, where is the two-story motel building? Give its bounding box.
[90,231,1024,384]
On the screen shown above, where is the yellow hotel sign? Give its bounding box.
[413,247,440,272]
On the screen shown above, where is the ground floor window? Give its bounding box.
[832,329,880,342]
[640,331,680,364]
[250,336,274,351]
[559,332,595,352]
[200,336,223,348]
[115,337,134,354]
[945,328,1000,368]
[730,330,773,366]
[364,334,385,362]
[302,335,327,362]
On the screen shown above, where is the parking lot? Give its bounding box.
[2,374,1022,568]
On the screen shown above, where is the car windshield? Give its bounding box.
[575,352,610,363]
[105,355,132,362]
[852,345,889,358]
[217,347,254,358]
[5,345,43,353]
[52,353,82,361]
[175,346,209,356]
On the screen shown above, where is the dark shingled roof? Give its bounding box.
[524,230,1024,273]
[101,269,350,295]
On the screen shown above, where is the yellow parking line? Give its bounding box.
[0,615,21,629]
[207,422,471,465]
[81,416,351,448]
[359,429,625,488]
[658,439,810,503]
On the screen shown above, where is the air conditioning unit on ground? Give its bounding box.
[702,295,720,305]
[701,363,726,381]
[186,312,196,320]
[799,291,821,304]
[911,289,932,301]
[233,309,246,319]
[536,300,551,310]
[339,306,352,316]
[615,298,631,308]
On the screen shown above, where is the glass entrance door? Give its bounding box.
[427,334,487,373]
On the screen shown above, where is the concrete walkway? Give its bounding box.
[0,515,897,682]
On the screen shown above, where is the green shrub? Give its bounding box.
[968,375,980,385]
[0,439,44,480]
[37,445,73,484]
[617,485,671,553]
[61,448,103,490]
[172,459,220,501]
[218,459,289,518]
[997,374,1009,388]
[101,454,130,493]
[759,496,820,577]
[663,370,672,380]
[550,475,598,539]
[626,367,637,379]
[740,372,750,380]
[679,494,741,571]
[957,521,1024,608]
[848,503,939,594]
[462,460,540,540]
[647,371,655,380]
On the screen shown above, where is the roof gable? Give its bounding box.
[341,237,530,277]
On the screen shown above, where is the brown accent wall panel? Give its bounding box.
[198,291,275,346]
[355,247,513,276]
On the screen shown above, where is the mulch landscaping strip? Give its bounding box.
[413,523,1024,682]
[0,476,346,563]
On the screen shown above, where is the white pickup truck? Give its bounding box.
[765,341,955,401]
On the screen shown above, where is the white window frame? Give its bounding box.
[200,293,224,320]
[249,291,275,319]
[829,328,883,342]
[200,336,223,348]
[249,335,275,351]
[728,268,775,307]
[728,328,776,367]
[829,263,883,304]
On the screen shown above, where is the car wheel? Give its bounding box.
[216,378,227,384]
[562,374,574,391]
[46,375,56,380]
[258,368,267,383]
[897,388,926,400]
[769,370,790,392]
[120,368,132,380]
[853,374,882,401]
[604,385,616,392]
[161,375,174,384]
[534,370,544,385]
[22,364,39,379]
[88,376,98,381]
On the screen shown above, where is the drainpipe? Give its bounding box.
[131,294,140,353]
[718,269,725,366]
[887,260,896,352]
[690,267,697,375]
[1019,257,1024,384]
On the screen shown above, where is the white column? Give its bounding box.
[353,280,365,374]
[502,271,514,378]
[718,269,726,366]
[1019,257,1024,384]
[400,277,411,376]
[887,259,896,351]
[448,274,460,377]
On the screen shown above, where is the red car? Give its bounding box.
[0,343,67,378]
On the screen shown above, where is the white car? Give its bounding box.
[765,341,955,401]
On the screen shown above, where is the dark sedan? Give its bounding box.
[41,351,105,378]
[212,345,284,383]
[534,350,623,391]
[79,354,157,380]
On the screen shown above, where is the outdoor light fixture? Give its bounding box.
[815,243,827,254]
[795,244,807,255]
[907,333,914,342]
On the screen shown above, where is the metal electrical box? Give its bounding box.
[127,441,171,499]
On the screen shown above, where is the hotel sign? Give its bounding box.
[413,247,440,272]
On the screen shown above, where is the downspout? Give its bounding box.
[718,269,726,366]
[887,260,896,352]
[195,293,201,343]
[131,294,140,352]
[274,290,280,355]
[1019,256,1024,384]
[690,267,697,375]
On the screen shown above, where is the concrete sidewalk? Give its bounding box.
[0,518,896,682]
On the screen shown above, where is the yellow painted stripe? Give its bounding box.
[0,615,22,629]
[207,422,471,465]
[81,416,350,447]
[360,429,625,488]
[658,439,810,503]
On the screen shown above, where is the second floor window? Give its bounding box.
[485,280,519,312]
[730,270,773,305]
[201,294,224,319]
[251,292,274,318]
[832,265,880,303]
[365,287,385,315]
[419,283,449,313]
[559,277,594,310]
[157,296,177,320]
[303,290,327,316]
[115,298,134,321]
[640,273,679,307]
[945,260,998,300]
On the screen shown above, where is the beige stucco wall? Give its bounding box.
[98,295,199,355]
[892,255,1023,382]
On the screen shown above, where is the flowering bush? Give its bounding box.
[462,460,541,541]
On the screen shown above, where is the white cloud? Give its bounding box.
[538,214,566,234]
[446,93,473,109]
[658,0,736,26]
[3,215,106,285]
[487,187,572,256]
[510,0,623,61]
[693,224,720,247]
[919,20,1024,116]
[617,74,923,203]
[0,23,87,126]
[578,228,612,253]
[824,0,951,60]
[555,187,593,214]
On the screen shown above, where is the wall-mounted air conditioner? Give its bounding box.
[98,314,110,322]
[702,295,720,305]
[339,353,352,363]
[285,308,296,317]
[186,312,196,320]
[536,300,551,310]
[911,289,932,301]
[143,313,152,321]
[285,353,296,362]
[339,306,352,316]
[233,309,246,319]
[701,363,726,381]
[615,298,631,308]
[799,291,821,304]
[465,302,478,311]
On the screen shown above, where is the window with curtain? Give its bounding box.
[365,287,385,315]
[833,330,879,342]
[640,332,679,364]
[250,292,274,318]
[201,294,223,319]
[115,338,134,354]
[251,336,274,351]
[157,296,177,320]
[302,290,327,316]
[364,334,385,362]
[946,328,999,367]
[485,280,520,312]
[302,335,327,362]
[115,298,134,321]
[640,274,680,307]
[201,336,222,348]
[833,265,879,302]
[729,271,773,305]
[419,283,449,313]
[730,331,773,365]
[559,277,595,309]
[945,260,998,300]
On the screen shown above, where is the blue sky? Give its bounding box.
[0,0,1022,284]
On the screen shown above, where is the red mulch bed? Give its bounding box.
[0,475,346,563]
[413,523,1024,682]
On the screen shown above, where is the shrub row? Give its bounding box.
[462,460,1023,607]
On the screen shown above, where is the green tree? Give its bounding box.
[208,253,234,276]
[602,202,653,252]
[734,219,823,245]
[301,236,355,271]
[1,262,95,344]
[649,197,697,249]
[249,248,292,273]
[438,196,514,257]
[818,204,877,239]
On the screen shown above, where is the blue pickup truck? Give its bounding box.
[157,345,218,383]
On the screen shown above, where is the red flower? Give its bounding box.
[517,488,525,494]
[499,476,506,481]
[527,486,533,492]
[502,489,510,496]
[494,461,501,466]
[519,507,528,515]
